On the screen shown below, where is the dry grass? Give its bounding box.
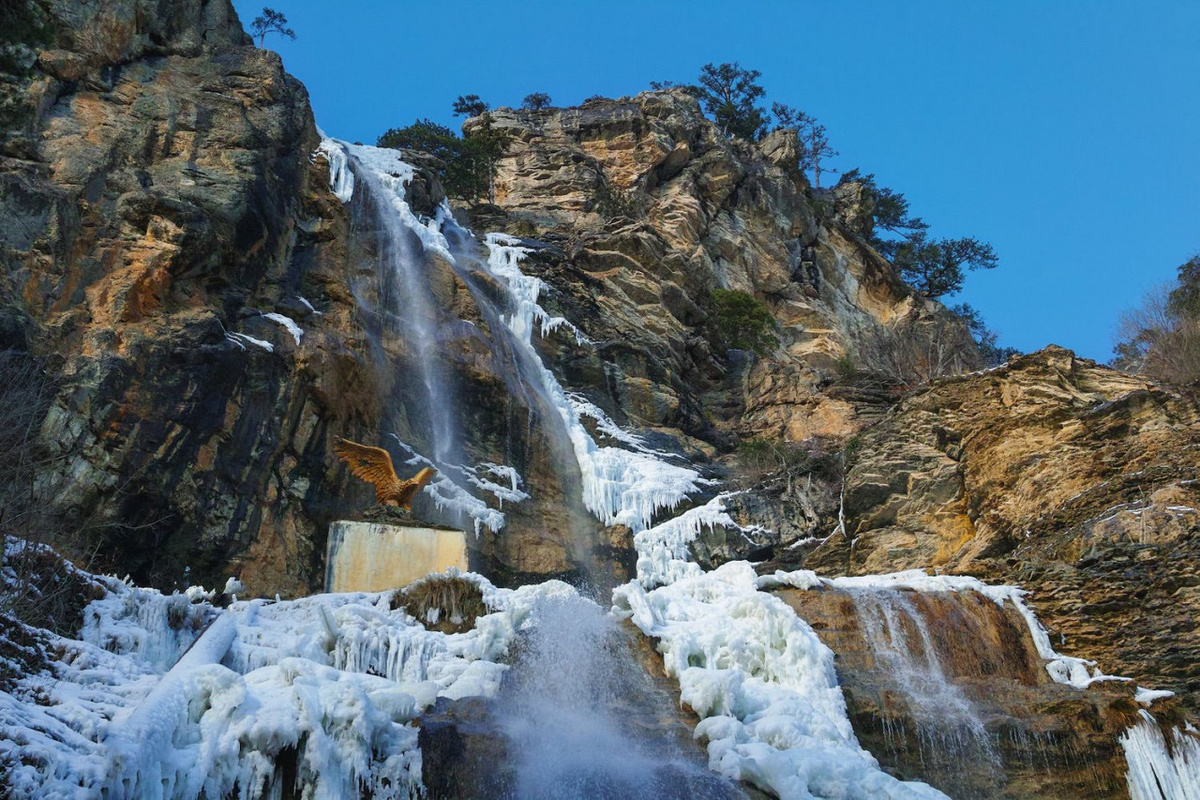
[391,573,488,634]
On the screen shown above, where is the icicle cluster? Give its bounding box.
[1,546,575,800]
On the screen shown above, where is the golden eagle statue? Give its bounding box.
[334,438,438,511]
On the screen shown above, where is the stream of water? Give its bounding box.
[850,588,1003,797]
[497,594,744,800]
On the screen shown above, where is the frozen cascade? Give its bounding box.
[498,594,744,799]
[849,589,1003,796]
[480,233,711,533]
[310,136,1198,800]
[2,542,580,800]
[1121,710,1200,800]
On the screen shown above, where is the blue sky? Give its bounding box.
[232,0,1199,361]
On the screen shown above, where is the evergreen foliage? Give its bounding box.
[521,92,552,110]
[880,233,998,299]
[710,289,778,355]
[250,8,295,47]
[452,94,488,117]
[696,62,768,140]
[376,114,512,204]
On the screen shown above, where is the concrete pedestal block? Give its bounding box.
[325,521,468,593]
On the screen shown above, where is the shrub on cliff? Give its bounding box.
[855,317,980,388]
[377,115,511,204]
[392,573,488,634]
[710,289,778,355]
[1112,259,1200,385]
[696,62,769,141]
[521,92,552,110]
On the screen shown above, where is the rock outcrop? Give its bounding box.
[478,93,966,446]
[800,347,1200,714]
[4,14,981,597]
[0,0,375,594]
[775,583,1153,799]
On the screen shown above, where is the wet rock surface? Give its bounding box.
[798,347,1200,717]
[776,585,1154,799]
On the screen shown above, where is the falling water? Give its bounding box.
[497,594,744,800]
[851,588,1003,797]
[343,145,460,466]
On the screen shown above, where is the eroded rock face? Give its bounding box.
[0,0,379,595]
[801,347,1200,714]
[775,585,1147,799]
[464,93,975,563]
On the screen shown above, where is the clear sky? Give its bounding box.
[232,0,1200,362]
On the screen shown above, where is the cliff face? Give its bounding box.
[457,96,976,574]
[0,0,377,594]
[802,347,1200,714]
[478,94,959,446]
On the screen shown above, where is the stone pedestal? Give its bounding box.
[325,521,468,593]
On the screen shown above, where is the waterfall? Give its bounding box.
[496,594,742,800]
[849,588,1003,796]
[316,139,946,798]
[347,148,459,465]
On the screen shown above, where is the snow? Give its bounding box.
[225,332,273,353]
[1,548,576,800]
[297,296,322,315]
[1136,687,1176,705]
[613,562,947,799]
[1121,710,1200,800]
[263,312,303,345]
[483,234,711,533]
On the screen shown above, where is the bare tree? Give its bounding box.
[855,317,979,388]
[773,103,839,188]
[1113,284,1200,385]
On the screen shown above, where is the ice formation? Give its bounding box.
[633,492,766,588]
[482,234,711,532]
[759,568,1125,690]
[476,225,944,797]
[224,331,273,353]
[1121,710,1200,800]
[1,547,574,800]
[262,312,303,345]
[613,563,947,799]
[388,436,508,535]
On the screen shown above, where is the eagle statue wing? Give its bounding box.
[394,467,438,511]
[334,438,401,505]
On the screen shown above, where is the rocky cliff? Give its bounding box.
[796,347,1200,716]
[3,2,1195,717]
[0,0,372,594]
[0,3,978,595]
[3,2,1200,797]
